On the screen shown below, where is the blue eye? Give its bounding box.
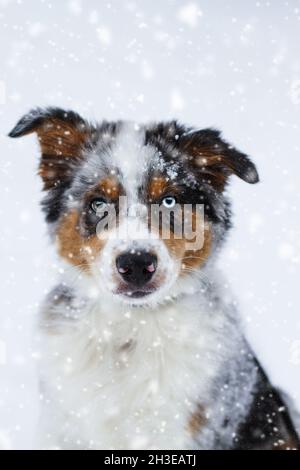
[162,196,177,209]
[90,198,107,214]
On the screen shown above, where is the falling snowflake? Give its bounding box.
[27,22,46,37]
[68,0,82,16]
[170,88,185,111]
[96,26,112,46]
[88,10,99,25]
[289,79,300,104]
[141,60,155,80]
[289,340,300,366]
[278,243,299,263]
[0,431,12,451]
[0,80,6,105]
[0,339,6,365]
[177,2,203,28]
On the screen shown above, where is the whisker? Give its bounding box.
[179,264,212,287]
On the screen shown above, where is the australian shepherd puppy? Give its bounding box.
[9,108,300,450]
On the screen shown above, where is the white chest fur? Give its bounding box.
[38,291,248,450]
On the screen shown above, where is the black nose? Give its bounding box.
[116,251,157,287]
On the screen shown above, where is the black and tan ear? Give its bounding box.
[180,128,259,191]
[9,107,92,190]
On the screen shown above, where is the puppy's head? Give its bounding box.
[9,108,259,306]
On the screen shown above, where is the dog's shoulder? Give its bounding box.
[233,361,300,450]
[40,284,89,330]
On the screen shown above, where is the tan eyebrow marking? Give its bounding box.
[147,176,178,202]
[85,176,123,202]
[97,176,122,199]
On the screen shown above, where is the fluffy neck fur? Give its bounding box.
[38,263,257,450]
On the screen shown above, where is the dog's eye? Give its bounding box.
[90,198,107,214]
[162,196,177,209]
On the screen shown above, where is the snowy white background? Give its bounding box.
[0,0,300,450]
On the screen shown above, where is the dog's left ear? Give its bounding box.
[8,107,92,190]
[179,128,259,191]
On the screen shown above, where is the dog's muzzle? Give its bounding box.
[115,251,158,298]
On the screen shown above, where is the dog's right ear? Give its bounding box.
[9,107,92,190]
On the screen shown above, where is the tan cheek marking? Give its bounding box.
[157,215,186,261]
[56,210,106,273]
[162,207,212,272]
[187,404,207,437]
[181,220,212,273]
[163,237,186,262]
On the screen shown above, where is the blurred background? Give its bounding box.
[0,0,300,449]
